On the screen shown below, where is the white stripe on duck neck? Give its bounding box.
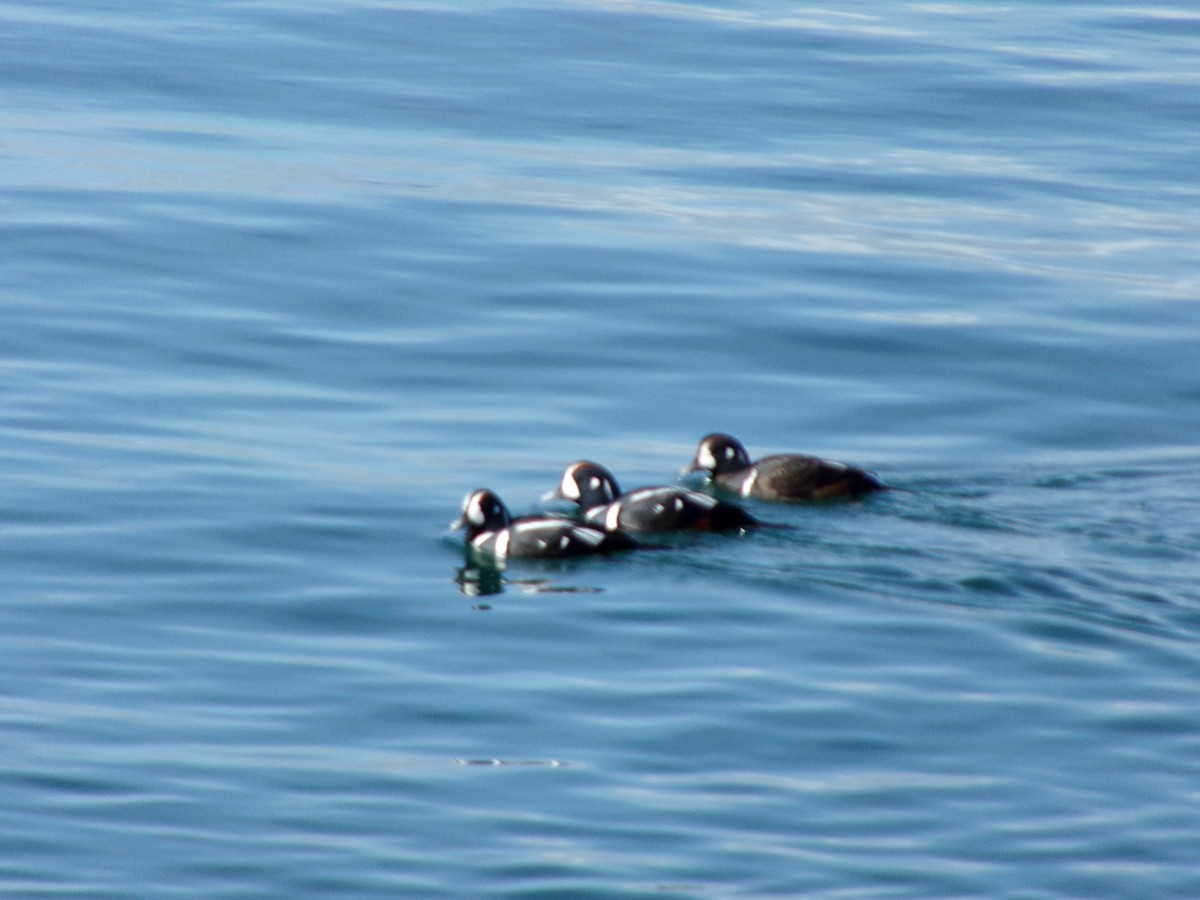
[740,468,759,497]
[604,502,622,533]
[493,528,510,559]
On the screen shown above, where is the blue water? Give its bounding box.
[4,1,1200,896]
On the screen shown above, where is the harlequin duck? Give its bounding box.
[551,460,760,532]
[683,433,885,501]
[453,489,639,560]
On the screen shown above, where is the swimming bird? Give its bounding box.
[682,433,884,502]
[551,460,760,532]
[453,488,639,560]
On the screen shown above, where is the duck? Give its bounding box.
[551,460,760,532]
[453,488,639,560]
[682,433,884,501]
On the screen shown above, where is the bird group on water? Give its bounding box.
[452,433,886,563]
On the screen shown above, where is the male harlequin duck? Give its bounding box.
[453,488,639,560]
[551,460,760,532]
[683,433,885,502]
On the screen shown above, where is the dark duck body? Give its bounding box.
[454,489,639,560]
[683,433,885,502]
[552,460,759,532]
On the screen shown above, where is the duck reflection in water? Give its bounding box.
[454,563,606,599]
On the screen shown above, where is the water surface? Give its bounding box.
[3,1,1200,897]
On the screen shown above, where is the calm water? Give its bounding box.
[4,1,1200,896]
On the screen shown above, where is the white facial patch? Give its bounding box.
[697,446,718,470]
[594,473,618,503]
[560,467,581,500]
[467,493,488,526]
